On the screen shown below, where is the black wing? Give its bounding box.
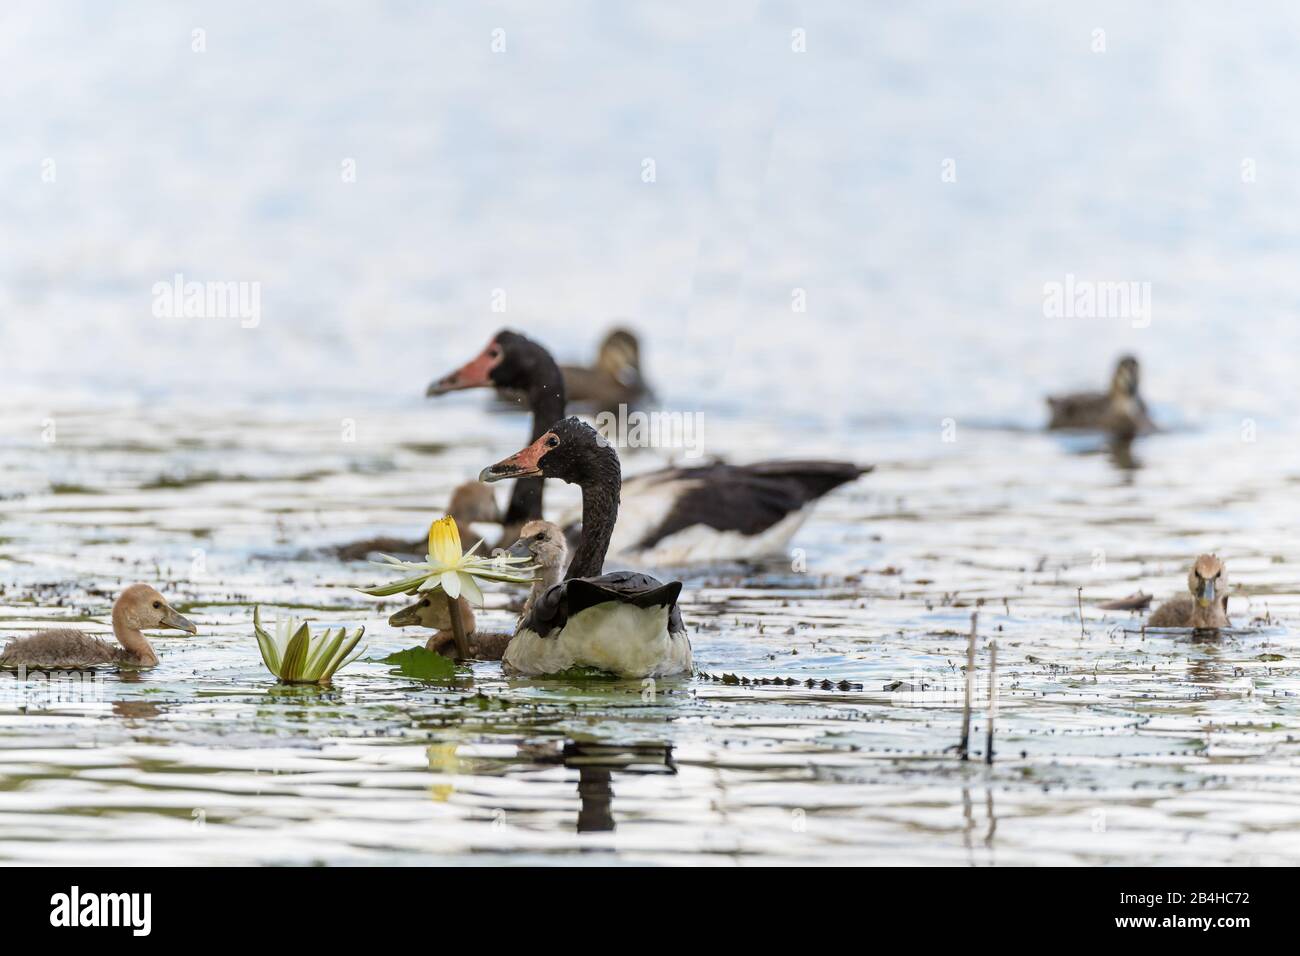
[524,571,684,638]
[630,460,870,550]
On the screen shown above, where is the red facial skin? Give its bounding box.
[480,431,556,481]
[427,338,504,395]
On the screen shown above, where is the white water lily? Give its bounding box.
[253,606,366,684]
[356,515,536,603]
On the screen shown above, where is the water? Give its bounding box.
[3,2,1300,864]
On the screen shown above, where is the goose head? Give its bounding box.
[1186,554,1227,609]
[478,416,617,487]
[1110,355,1140,398]
[503,519,568,574]
[114,584,197,636]
[427,330,557,396]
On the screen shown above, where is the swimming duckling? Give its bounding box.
[333,481,500,561]
[1147,554,1231,628]
[0,584,197,669]
[1046,355,1155,439]
[387,519,568,660]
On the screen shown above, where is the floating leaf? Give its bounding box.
[379,647,460,681]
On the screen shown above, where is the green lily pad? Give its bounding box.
[379,647,461,681]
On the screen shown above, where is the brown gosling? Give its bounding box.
[1046,355,1155,440]
[0,584,197,669]
[387,519,567,660]
[1148,554,1231,629]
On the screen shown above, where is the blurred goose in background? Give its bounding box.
[561,327,652,411]
[389,519,568,660]
[481,417,692,678]
[429,329,872,564]
[492,327,653,416]
[428,332,565,546]
[1046,355,1155,440]
[332,481,500,561]
[0,584,196,669]
[1148,554,1231,628]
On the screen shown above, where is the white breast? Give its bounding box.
[503,602,692,678]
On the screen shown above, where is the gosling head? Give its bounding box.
[1110,355,1141,397]
[388,594,447,629]
[1186,554,1227,608]
[113,584,197,635]
[596,327,644,387]
[447,481,500,526]
[503,519,568,572]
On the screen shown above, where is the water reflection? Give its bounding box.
[535,740,676,833]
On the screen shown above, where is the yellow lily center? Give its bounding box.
[427,515,464,568]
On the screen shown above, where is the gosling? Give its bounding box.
[0,584,197,669]
[388,519,567,659]
[1148,554,1231,629]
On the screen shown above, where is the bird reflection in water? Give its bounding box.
[533,740,676,833]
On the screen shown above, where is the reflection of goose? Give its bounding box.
[431,330,871,563]
[1046,355,1155,439]
[0,584,196,669]
[1148,554,1231,628]
[481,417,692,678]
[332,481,500,561]
[388,520,568,659]
[529,740,675,833]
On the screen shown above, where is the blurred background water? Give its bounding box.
[5,0,1300,427]
[3,2,1300,865]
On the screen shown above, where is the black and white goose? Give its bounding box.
[430,330,872,564]
[480,417,692,678]
[427,331,565,547]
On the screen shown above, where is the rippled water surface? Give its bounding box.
[1,404,1297,865]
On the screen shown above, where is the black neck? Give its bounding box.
[503,356,567,526]
[565,450,621,580]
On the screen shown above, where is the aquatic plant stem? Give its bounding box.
[960,611,977,760]
[1077,586,1085,637]
[985,640,997,765]
[446,593,471,660]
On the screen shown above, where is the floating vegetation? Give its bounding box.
[253,606,366,684]
[378,646,462,682]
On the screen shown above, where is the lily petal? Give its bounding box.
[440,570,462,599]
[458,572,484,608]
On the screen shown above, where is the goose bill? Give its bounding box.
[388,601,423,627]
[162,607,198,634]
[479,434,551,483]
[426,343,502,396]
